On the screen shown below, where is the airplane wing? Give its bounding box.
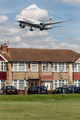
[45,19,73,26]
[52,26,61,28]
[35,19,72,26]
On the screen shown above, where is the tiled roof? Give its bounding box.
[0,48,80,62]
[40,75,53,81]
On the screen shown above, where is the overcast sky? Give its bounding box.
[0,0,80,53]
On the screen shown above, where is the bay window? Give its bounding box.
[53,80,67,90]
[13,62,28,71]
[53,63,67,72]
[73,80,80,87]
[13,80,28,90]
[73,63,80,72]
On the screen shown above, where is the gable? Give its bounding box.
[0,56,4,61]
[0,54,8,62]
[75,58,80,63]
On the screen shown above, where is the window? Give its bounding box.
[19,62,25,71]
[19,80,24,90]
[14,80,17,88]
[73,80,80,87]
[42,63,49,72]
[12,80,28,90]
[26,63,28,71]
[53,63,67,72]
[13,62,17,71]
[31,63,38,72]
[59,63,64,72]
[13,62,28,71]
[54,63,58,71]
[53,80,67,90]
[1,80,6,88]
[73,63,80,72]
[0,62,6,71]
[78,64,80,71]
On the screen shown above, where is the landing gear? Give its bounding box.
[30,29,33,31]
[40,28,43,31]
[30,27,33,31]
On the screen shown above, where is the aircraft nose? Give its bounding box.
[18,19,20,22]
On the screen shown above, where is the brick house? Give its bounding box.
[0,43,80,90]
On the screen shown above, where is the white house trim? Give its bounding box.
[75,58,80,63]
[0,54,8,62]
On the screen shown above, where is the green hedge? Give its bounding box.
[0,94,80,101]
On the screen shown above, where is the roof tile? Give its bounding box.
[0,48,80,62]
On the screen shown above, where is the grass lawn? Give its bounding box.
[0,95,80,120]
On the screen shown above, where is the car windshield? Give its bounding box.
[6,86,16,89]
[75,87,79,91]
[39,86,47,90]
[11,86,16,89]
[6,86,12,89]
[29,86,37,90]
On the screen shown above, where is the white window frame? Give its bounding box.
[53,63,67,72]
[13,62,18,71]
[73,80,80,87]
[31,62,38,72]
[42,63,49,72]
[12,80,28,90]
[73,63,80,72]
[53,80,67,90]
[19,62,26,71]
[12,62,28,72]
[0,80,6,89]
[0,61,7,71]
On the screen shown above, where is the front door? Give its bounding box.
[29,79,39,87]
[44,82,51,90]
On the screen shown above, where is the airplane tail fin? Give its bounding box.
[48,16,52,22]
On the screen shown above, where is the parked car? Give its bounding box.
[28,86,48,94]
[74,87,80,93]
[51,87,70,94]
[62,85,76,88]
[62,85,76,93]
[1,86,18,95]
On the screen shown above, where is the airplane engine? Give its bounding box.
[19,23,25,28]
[40,23,45,28]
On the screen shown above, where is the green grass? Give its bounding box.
[0,94,80,101]
[0,94,80,120]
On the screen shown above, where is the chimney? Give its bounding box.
[1,43,8,53]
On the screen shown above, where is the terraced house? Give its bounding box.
[0,43,80,90]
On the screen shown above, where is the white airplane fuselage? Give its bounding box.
[18,17,52,30]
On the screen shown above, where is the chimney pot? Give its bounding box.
[1,43,8,53]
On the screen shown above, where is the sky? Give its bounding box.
[0,0,80,53]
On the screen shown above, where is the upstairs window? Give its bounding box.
[13,62,28,71]
[73,63,80,72]
[53,63,67,72]
[0,62,6,71]
[13,62,17,71]
[19,62,25,71]
[42,63,49,72]
[31,63,38,72]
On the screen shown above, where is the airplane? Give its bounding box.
[18,16,72,31]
